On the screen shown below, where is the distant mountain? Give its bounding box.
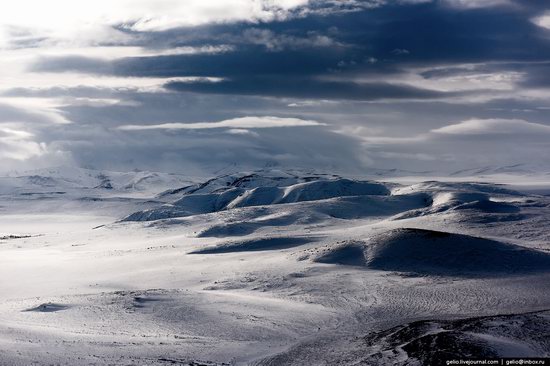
[448,163,550,177]
[0,166,194,196]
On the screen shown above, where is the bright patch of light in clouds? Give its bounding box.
[0,125,46,160]
[0,97,71,125]
[0,0,309,47]
[532,13,550,30]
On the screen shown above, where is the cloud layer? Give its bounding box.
[0,0,549,174]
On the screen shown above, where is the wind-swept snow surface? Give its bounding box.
[1,169,549,365]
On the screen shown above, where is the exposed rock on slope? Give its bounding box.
[359,309,550,365]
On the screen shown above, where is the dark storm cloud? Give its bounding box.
[32,49,342,77]
[31,56,114,75]
[340,1,550,63]
[29,0,550,102]
[515,63,550,88]
[164,77,467,100]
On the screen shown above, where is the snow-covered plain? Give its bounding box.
[1,167,549,365]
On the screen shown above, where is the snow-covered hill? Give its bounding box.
[124,178,391,221]
[315,228,550,276]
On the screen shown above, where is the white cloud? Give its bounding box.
[392,48,410,55]
[415,66,522,92]
[242,28,340,51]
[0,125,46,160]
[442,0,513,9]
[532,13,550,30]
[137,45,235,57]
[23,45,234,59]
[287,100,340,107]
[226,128,260,137]
[0,98,71,125]
[431,118,550,135]
[117,116,324,131]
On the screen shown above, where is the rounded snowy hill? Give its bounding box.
[315,228,550,277]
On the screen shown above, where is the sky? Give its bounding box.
[1,0,550,174]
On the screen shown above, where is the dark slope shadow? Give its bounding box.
[393,199,522,221]
[132,295,165,309]
[197,212,304,238]
[315,242,367,266]
[190,237,315,254]
[453,200,520,213]
[198,223,259,238]
[24,303,69,312]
